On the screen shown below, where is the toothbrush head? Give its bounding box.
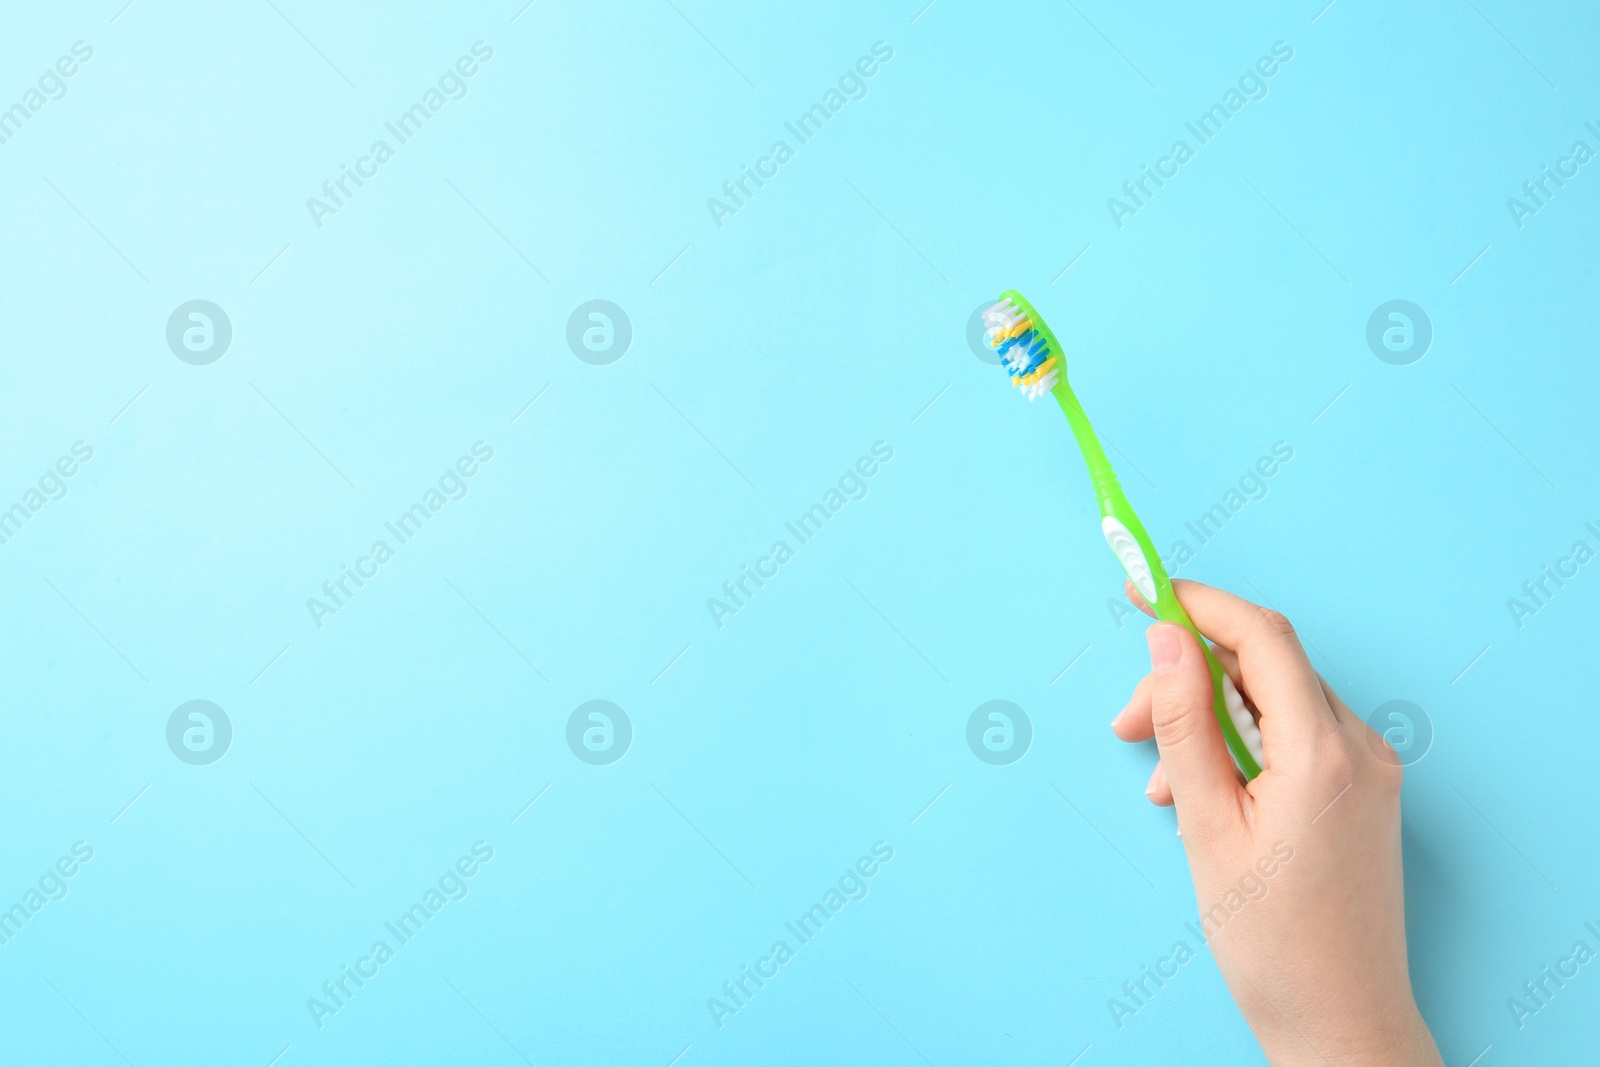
[982,290,1064,401]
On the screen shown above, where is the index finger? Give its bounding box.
[1128,579,1339,758]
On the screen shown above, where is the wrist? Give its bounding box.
[1261,1005,1441,1067]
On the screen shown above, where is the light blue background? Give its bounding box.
[1,1,1596,1064]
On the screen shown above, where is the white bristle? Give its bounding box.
[1021,368,1059,400]
[985,297,1058,401]
[983,300,1021,329]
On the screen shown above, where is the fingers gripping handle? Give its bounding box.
[1100,515,1265,779]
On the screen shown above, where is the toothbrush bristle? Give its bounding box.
[982,297,1059,401]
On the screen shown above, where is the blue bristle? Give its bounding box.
[996,332,1031,359]
[1000,332,1049,376]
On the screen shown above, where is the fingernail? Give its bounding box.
[1147,624,1182,675]
[1110,703,1128,730]
[1145,763,1166,797]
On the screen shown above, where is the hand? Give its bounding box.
[1111,579,1442,1067]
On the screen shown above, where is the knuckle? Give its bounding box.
[1355,721,1408,786]
[1176,814,1230,852]
[1254,606,1297,639]
[1373,749,1406,792]
[1151,698,1202,748]
[1313,735,1356,784]
[1358,719,1391,754]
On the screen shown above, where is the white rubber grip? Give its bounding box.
[1101,516,1157,604]
[1102,517,1265,770]
[1223,674,1266,766]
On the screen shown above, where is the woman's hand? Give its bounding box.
[1111,579,1442,1066]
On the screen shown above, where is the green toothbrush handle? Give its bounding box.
[1002,287,1263,780]
[1097,490,1264,781]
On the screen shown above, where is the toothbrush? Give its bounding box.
[983,289,1265,780]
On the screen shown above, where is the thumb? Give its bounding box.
[1146,623,1246,827]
